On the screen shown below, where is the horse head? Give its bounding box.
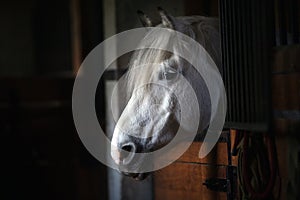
[111,8,220,180]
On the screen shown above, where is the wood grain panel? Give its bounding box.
[177,141,238,166]
[274,119,300,135]
[154,132,238,200]
[273,45,300,73]
[272,46,300,136]
[154,162,227,200]
[272,74,300,110]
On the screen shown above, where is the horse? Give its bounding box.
[110,7,222,180]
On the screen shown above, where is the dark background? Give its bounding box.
[1,0,299,199]
[0,0,106,199]
[0,0,219,199]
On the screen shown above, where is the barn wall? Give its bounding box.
[0,1,108,199]
[273,45,300,200]
[154,136,238,200]
[153,44,300,200]
[0,0,36,76]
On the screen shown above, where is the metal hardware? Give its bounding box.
[203,166,237,199]
[203,177,228,192]
[202,130,237,199]
[219,0,274,132]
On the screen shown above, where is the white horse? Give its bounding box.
[111,8,222,180]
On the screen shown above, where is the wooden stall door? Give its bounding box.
[154,135,238,200]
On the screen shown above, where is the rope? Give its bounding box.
[237,131,278,199]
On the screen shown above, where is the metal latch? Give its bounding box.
[203,166,237,199]
[203,178,229,192]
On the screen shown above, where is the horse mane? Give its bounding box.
[125,15,221,97]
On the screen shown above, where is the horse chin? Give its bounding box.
[122,172,150,181]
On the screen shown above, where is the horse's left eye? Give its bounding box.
[160,68,177,81]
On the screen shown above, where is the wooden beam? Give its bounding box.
[70,0,82,74]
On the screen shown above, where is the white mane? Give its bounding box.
[126,15,221,96]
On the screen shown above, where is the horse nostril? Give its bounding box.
[120,142,136,165]
[122,144,134,152]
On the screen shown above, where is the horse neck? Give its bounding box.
[184,65,212,135]
[175,16,221,134]
[188,16,222,72]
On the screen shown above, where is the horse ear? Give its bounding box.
[137,10,153,27]
[157,7,175,29]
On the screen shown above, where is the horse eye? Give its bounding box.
[159,68,178,81]
[167,58,177,68]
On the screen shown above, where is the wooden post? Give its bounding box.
[70,0,82,74]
